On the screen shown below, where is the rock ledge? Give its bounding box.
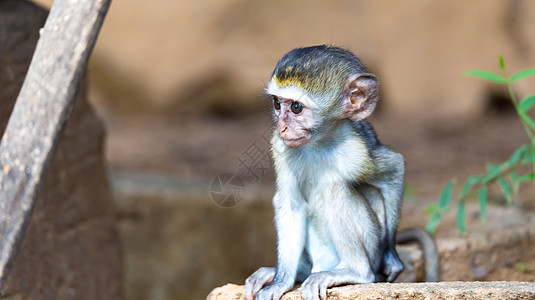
[207,282,535,300]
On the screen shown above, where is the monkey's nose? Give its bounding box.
[281,126,288,133]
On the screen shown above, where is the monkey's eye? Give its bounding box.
[273,96,281,110]
[291,101,303,114]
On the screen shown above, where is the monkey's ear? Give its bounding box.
[342,74,378,121]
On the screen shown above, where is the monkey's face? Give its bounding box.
[266,80,320,148]
[266,45,379,148]
[266,83,317,149]
[272,95,314,148]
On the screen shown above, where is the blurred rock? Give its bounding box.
[437,212,535,281]
[112,174,276,300]
[109,172,424,299]
[111,170,535,299]
[34,0,535,119]
[0,1,122,298]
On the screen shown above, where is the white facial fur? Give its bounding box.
[266,81,318,111]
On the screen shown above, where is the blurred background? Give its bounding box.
[29,0,535,299]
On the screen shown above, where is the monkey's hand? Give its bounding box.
[300,270,374,300]
[245,267,293,300]
[245,267,275,299]
[244,267,277,300]
[254,281,293,300]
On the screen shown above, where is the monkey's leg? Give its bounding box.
[381,243,403,282]
[371,148,405,281]
[300,186,380,300]
[360,182,403,282]
[245,191,307,300]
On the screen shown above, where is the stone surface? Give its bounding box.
[207,282,535,300]
[437,213,535,281]
[0,1,122,298]
[204,203,535,298]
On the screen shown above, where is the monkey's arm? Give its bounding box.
[245,190,307,300]
[369,146,405,281]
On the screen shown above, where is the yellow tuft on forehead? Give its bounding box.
[272,75,306,90]
[271,70,336,96]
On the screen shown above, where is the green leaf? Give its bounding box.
[456,201,467,234]
[497,175,513,204]
[518,173,534,183]
[509,170,534,193]
[509,67,535,83]
[462,70,506,84]
[510,144,529,165]
[484,161,511,183]
[438,180,455,209]
[519,95,535,114]
[426,180,455,233]
[425,215,441,233]
[484,163,502,182]
[510,170,520,194]
[478,186,488,224]
[459,176,484,200]
[499,56,505,70]
[521,149,535,165]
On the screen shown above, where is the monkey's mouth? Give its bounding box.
[282,136,310,148]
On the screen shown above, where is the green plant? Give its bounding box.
[426,56,535,234]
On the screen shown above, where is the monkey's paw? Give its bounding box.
[300,273,334,300]
[244,267,278,300]
[300,270,374,300]
[253,281,293,300]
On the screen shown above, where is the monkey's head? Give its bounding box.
[266,45,378,148]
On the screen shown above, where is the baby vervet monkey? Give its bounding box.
[244,45,438,300]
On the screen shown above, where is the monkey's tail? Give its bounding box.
[396,228,440,282]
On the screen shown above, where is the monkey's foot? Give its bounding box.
[382,249,404,282]
[300,270,374,300]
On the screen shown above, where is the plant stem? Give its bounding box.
[505,82,535,173]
